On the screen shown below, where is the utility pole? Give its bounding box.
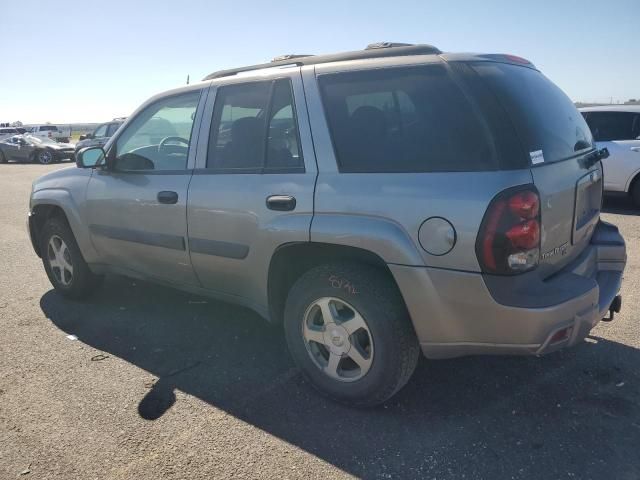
[186,74,190,85]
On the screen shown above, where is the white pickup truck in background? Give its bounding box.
[27,124,72,143]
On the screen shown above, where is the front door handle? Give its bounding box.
[157,191,178,204]
[266,195,296,211]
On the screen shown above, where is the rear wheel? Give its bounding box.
[284,262,420,407]
[631,178,640,208]
[36,149,54,164]
[40,217,103,299]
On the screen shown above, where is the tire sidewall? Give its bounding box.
[632,181,640,208]
[284,264,413,404]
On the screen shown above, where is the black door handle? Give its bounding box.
[157,191,178,204]
[266,195,296,211]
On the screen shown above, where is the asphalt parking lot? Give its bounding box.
[1,163,639,480]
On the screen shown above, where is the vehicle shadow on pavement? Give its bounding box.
[40,278,640,479]
[602,195,640,216]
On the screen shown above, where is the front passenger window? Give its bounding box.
[114,90,200,171]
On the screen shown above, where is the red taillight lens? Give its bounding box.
[508,191,539,220]
[506,219,540,250]
[476,186,541,275]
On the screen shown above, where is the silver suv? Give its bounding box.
[28,43,627,406]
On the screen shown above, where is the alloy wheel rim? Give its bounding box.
[39,151,53,164]
[302,297,374,382]
[47,235,73,286]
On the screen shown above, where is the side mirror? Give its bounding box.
[76,146,105,168]
[79,134,87,141]
[86,133,94,139]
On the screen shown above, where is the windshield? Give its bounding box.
[470,62,594,164]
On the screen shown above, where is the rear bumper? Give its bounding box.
[390,220,626,359]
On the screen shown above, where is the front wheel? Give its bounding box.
[284,263,420,407]
[36,149,54,164]
[40,217,103,299]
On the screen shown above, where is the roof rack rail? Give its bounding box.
[203,43,441,80]
[271,54,314,62]
[365,42,415,50]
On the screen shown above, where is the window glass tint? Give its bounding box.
[318,65,496,173]
[266,80,303,169]
[114,90,200,171]
[584,112,640,141]
[207,79,303,171]
[208,81,270,170]
[93,124,108,138]
[107,123,121,136]
[40,125,58,131]
[472,63,593,163]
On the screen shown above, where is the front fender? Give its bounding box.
[310,214,424,265]
[30,188,99,263]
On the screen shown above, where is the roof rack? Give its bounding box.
[203,42,441,80]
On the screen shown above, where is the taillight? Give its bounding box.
[476,186,541,275]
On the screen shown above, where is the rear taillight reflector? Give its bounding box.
[476,186,541,275]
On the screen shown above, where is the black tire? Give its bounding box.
[36,149,54,164]
[40,216,103,299]
[284,262,420,407]
[0,150,6,163]
[631,178,640,208]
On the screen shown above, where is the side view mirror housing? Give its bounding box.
[76,146,105,169]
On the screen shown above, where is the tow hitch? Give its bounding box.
[602,295,622,322]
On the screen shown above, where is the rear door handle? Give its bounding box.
[266,195,296,211]
[157,191,178,204]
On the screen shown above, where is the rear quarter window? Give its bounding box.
[470,62,593,164]
[318,64,498,173]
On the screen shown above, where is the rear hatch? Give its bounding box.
[462,60,601,277]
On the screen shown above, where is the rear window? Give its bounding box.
[471,62,593,164]
[318,65,497,173]
[39,125,58,131]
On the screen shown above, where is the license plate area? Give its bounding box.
[573,168,602,245]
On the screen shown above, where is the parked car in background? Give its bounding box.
[75,119,124,153]
[580,106,640,205]
[0,126,27,139]
[29,43,625,406]
[27,124,72,143]
[0,134,75,164]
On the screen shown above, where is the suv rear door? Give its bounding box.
[468,61,601,276]
[187,69,316,309]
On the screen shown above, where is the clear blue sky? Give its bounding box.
[1,0,638,124]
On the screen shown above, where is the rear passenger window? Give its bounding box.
[584,112,640,141]
[207,79,304,172]
[318,65,496,173]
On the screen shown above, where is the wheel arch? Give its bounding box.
[267,242,402,324]
[626,168,640,195]
[29,191,97,262]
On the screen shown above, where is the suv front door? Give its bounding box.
[85,88,205,286]
[187,72,316,312]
